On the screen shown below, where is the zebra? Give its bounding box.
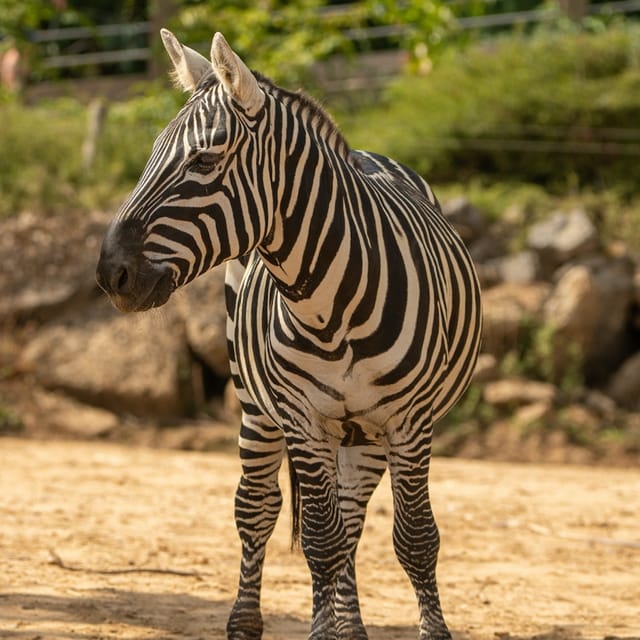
[96,29,482,640]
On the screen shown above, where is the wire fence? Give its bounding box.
[28,0,640,72]
[18,2,640,158]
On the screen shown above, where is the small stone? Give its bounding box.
[606,351,640,411]
[481,283,550,357]
[498,251,541,285]
[442,196,486,244]
[527,208,599,269]
[513,401,553,426]
[483,378,558,406]
[473,354,498,383]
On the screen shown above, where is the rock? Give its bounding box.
[19,299,193,418]
[606,351,640,411]
[498,251,541,285]
[527,208,599,272]
[177,266,230,378]
[513,401,553,426]
[543,260,633,384]
[501,203,527,226]
[0,210,109,322]
[583,389,618,420]
[473,353,498,383]
[468,234,503,264]
[475,262,502,289]
[483,419,523,457]
[442,196,486,245]
[543,265,600,353]
[224,378,242,422]
[587,257,635,382]
[481,283,550,357]
[27,389,119,437]
[632,269,640,331]
[483,378,558,406]
[559,404,600,438]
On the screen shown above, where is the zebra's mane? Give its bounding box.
[194,71,352,161]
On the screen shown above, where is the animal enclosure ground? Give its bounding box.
[1,438,639,640]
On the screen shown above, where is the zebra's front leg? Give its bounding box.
[385,418,451,640]
[227,415,286,640]
[335,443,387,640]
[287,434,349,640]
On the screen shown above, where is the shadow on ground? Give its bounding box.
[1,590,636,640]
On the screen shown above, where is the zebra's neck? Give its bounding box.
[254,88,370,335]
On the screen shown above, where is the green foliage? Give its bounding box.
[0,0,70,44]
[339,24,640,191]
[435,180,551,223]
[500,318,584,393]
[0,97,85,216]
[0,406,21,433]
[95,85,184,186]
[170,0,453,87]
[172,0,341,87]
[0,87,182,217]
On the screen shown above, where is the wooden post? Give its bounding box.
[557,0,588,21]
[82,98,107,173]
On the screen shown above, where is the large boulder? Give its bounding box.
[543,265,601,354]
[19,298,193,419]
[0,210,109,322]
[527,208,599,275]
[481,283,550,357]
[497,250,541,285]
[543,258,634,384]
[606,351,640,411]
[176,266,229,378]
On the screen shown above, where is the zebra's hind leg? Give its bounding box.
[335,443,387,640]
[227,415,286,640]
[385,418,451,640]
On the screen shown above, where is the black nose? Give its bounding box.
[96,218,144,296]
[96,258,136,296]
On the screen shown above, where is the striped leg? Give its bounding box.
[335,444,387,640]
[385,418,451,640]
[286,432,348,640]
[227,414,286,640]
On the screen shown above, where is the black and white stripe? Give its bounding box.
[97,31,482,640]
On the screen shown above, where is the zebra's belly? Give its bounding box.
[266,343,428,427]
[234,318,405,428]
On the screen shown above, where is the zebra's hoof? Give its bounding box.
[337,632,368,640]
[226,616,263,640]
[227,628,262,640]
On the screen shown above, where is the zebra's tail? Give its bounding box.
[287,448,302,550]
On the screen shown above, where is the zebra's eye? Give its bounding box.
[188,152,220,175]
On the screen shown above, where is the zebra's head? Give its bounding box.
[96,30,269,312]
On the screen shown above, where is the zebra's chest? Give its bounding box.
[233,260,402,425]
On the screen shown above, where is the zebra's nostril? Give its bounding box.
[117,266,129,291]
[110,264,131,294]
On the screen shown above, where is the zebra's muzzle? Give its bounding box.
[96,220,175,313]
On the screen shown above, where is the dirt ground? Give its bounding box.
[1,437,639,640]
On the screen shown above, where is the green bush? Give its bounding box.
[339,24,640,192]
[0,87,181,217]
[0,97,85,216]
[5,24,640,218]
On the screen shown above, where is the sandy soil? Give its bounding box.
[1,437,639,640]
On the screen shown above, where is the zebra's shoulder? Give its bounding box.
[349,150,439,208]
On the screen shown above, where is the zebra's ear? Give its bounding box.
[211,32,264,114]
[160,28,211,93]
